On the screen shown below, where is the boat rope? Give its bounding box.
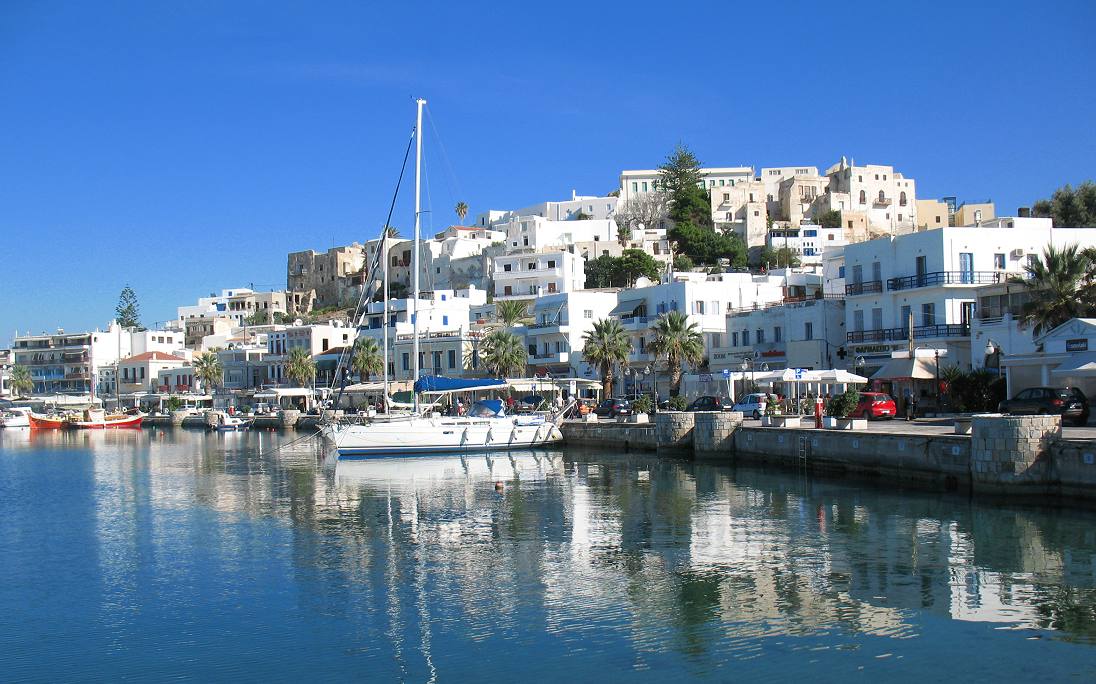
[259,427,323,458]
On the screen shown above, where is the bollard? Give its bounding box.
[814,397,824,429]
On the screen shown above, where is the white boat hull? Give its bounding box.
[0,414,30,428]
[333,414,563,457]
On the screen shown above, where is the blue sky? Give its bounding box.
[2,1,1094,336]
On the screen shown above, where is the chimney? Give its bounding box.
[571,189,576,201]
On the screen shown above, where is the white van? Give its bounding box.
[732,393,767,419]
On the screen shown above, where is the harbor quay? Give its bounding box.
[563,412,1096,502]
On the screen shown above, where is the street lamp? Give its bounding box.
[984,339,1002,376]
[643,365,651,399]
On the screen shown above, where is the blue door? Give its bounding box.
[959,252,974,284]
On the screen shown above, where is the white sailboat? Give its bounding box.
[331,99,565,457]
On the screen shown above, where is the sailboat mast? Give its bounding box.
[382,231,390,405]
[412,98,425,411]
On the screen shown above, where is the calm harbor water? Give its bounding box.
[1,429,1095,682]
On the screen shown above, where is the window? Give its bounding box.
[504,285,513,296]
[442,315,449,325]
[742,330,750,345]
[900,191,907,206]
[1027,254,1038,267]
[732,332,739,347]
[632,182,638,192]
[871,261,881,282]
[878,190,886,202]
[852,264,863,284]
[693,301,704,314]
[922,302,936,326]
[994,253,1006,269]
[838,265,845,278]
[548,259,556,268]
[527,261,535,270]
[756,329,765,343]
[804,321,813,340]
[853,309,864,332]
[859,190,866,204]
[711,333,721,348]
[522,237,529,247]
[774,326,782,342]
[583,309,593,319]
[642,182,648,192]
[723,193,730,202]
[402,353,409,371]
[503,263,512,272]
[871,307,882,330]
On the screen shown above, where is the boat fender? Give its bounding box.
[485,428,493,444]
[509,427,517,443]
[460,427,468,446]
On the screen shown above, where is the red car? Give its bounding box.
[848,392,896,419]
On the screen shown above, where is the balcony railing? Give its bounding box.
[888,271,1007,290]
[846,323,970,343]
[845,280,883,296]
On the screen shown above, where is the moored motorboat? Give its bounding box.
[0,407,32,428]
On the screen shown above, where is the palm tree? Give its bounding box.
[9,364,32,397]
[193,352,223,392]
[351,338,384,381]
[454,201,469,225]
[495,300,530,328]
[582,318,631,398]
[649,311,704,397]
[1013,243,1095,335]
[481,330,527,377]
[285,347,317,387]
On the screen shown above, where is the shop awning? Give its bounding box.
[1051,352,1096,377]
[870,357,939,381]
[609,299,644,317]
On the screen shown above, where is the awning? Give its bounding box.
[414,376,508,393]
[1051,351,1096,377]
[870,357,938,381]
[814,369,870,384]
[506,378,603,392]
[609,299,644,317]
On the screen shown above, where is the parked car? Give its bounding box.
[848,392,897,420]
[686,396,733,412]
[998,387,1090,426]
[594,398,632,418]
[731,393,768,419]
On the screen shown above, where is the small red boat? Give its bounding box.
[29,413,67,430]
[66,411,143,429]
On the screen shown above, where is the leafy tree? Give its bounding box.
[582,318,631,398]
[617,223,632,245]
[494,300,530,327]
[648,311,704,397]
[573,211,592,220]
[245,309,271,325]
[670,222,746,266]
[673,254,695,271]
[616,249,661,286]
[1032,181,1096,227]
[351,338,384,381]
[115,285,141,329]
[285,347,316,387]
[455,201,469,224]
[193,352,223,391]
[758,246,801,268]
[1012,243,1095,335]
[659,144,711,228]
[668,395,687,411]
[165,395,183,412]
[585,255,619,288]
[816,209,842,228]
[9,364,32,396]
[481,330,527,377]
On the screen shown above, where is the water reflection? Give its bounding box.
[1,429,1095,679]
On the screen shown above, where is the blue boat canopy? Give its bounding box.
[468,399,504,417]
[414,375,508,393]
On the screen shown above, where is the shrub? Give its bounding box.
[632,395,653,415]
[165,396,183,412]
[826,391,860,417]
[764,394,781,416]
[668,395,688,411]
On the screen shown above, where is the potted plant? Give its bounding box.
[823,391,867,430]
[762,393,800,427]
[629,395,652,424]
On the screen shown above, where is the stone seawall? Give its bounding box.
[560,422,657,451]
[562,412,1096,501]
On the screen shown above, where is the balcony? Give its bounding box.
[873,196,892,206]
[846,323,970,344]
[845,280,883,296]
[620,315,652,328]
[531,352,569,363]
[887,271,1009,291]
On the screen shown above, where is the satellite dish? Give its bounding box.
[293,318,303,326]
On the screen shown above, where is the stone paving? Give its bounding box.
[734,415,1096,440]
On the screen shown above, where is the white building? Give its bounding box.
[177,288,288,328]
[474,192,618,227]
[119,351,189,394]
[130,329,187,357]
[841,220,1096,376]
[1003,319,1096,400]
[525,290,620,379]
[492,251,585,301]
[611,272,788,396]
[767,224,848,265]
[355,287,488,381]
[823,158,918,239]
[266,322,357,385]
[620,167,754,203]
[12,321,129,396]
[495,216,615,253]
